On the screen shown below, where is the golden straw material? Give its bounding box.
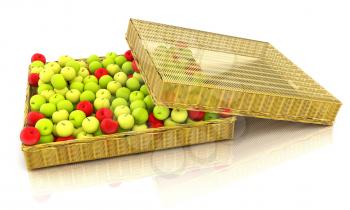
[22,65,236,170]
[126,19,341,125]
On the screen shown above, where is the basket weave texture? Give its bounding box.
[22,75,235,170]
[126,19,341,125]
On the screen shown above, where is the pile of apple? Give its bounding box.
[20,50,228,146]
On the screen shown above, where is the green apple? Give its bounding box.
[171,109,188,123]
[118,113,134,129]
[65,89,81,103]
[49,94,65,105]
[72,75,83,83]
[129,91,144,102]
[35,118,53,136]
[107,81,121,95]
[204,112,219,121]
[40,103,56,117]
[30,66,44,73]
[96,89,111,99]
[39,68,54,83]
[132,124,148,131]
[89,61,102,74]
[30,94,46,111]
[82,116,99,133]
[30,60,45,69]
[143,95,155,112]
[77,131,93,139]
[114,105,130,118]
[73,127,84,137]
[78,67,90,78]
[105,52,117,60]
[54,87,69,96]
[106,64,120,76]
[94,128,103,136]
[45,62,61,73]
[111,98,128,111]
[56,120,75,137]
[83,75,98,84]
[140,85,149,95]
[132,107,148,124]
[37,83,53,94]
[116,87,130,101]
[70,82,84,92]
[57,100,74,113]
[86,54,100,64]
[114,72,128,86]
[122,61,134,75]
[61,67,76,81]
[164,118,180,127]
[99,75,113,89]
[52,124,58,136]
[37,79,47,86]
[126,78,140,91]
[93,97,110,110]
[84,82,100,93]
[69,110,86,128]
[38,134,54,144]
[115,55,127,66]
[102,57,114,68]
[133,72,144,84]
[50,74,67,90]
[58,55,73,67]
[153,105,170,120]
[130,100,146,111]
[65,60,81,72]
[78,60,87,68]
[80,90,95,102]
[52,109,69,123]
[40,90,55,100]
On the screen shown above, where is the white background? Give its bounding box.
[0,0,349,209]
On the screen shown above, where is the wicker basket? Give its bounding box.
[22,64,236,170]
[126,19,341,125]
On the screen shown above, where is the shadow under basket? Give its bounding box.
[22,85,236,170]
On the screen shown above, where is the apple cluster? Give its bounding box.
[20,51,229,146]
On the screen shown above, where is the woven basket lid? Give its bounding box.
[126,18,341,125]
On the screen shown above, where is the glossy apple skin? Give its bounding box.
[188,110,205,121]
[100,118,119,134]
[148,113,163,124]
[28,73,40,87]
[124,50,134,61]
[94,68,108,79]
[26,111,45,126]
[76,101,94,116]
[55,136,75,142]
[31,53,46,63]
[95,108,113,122]
[20,127,41,146]
[149,121,164,128]
[131,60,139,73]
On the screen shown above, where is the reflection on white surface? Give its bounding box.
[28,117,332,203]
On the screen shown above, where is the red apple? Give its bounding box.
[127,74,133,78]
[149,121,164,128]
[28,73,40,87]
[188,110,205,121]
[148,113,163,124]
[100,118,119,134]
[31,53,46,63]
[124,50,134,61]
[131,60,139,73]
[220,108,232,118]
[76,101,94,116]
[20,127,40,146]
[95,108,113,122]
[94,68,108,79]
[55,136,75,142]
[26,111,45,126]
